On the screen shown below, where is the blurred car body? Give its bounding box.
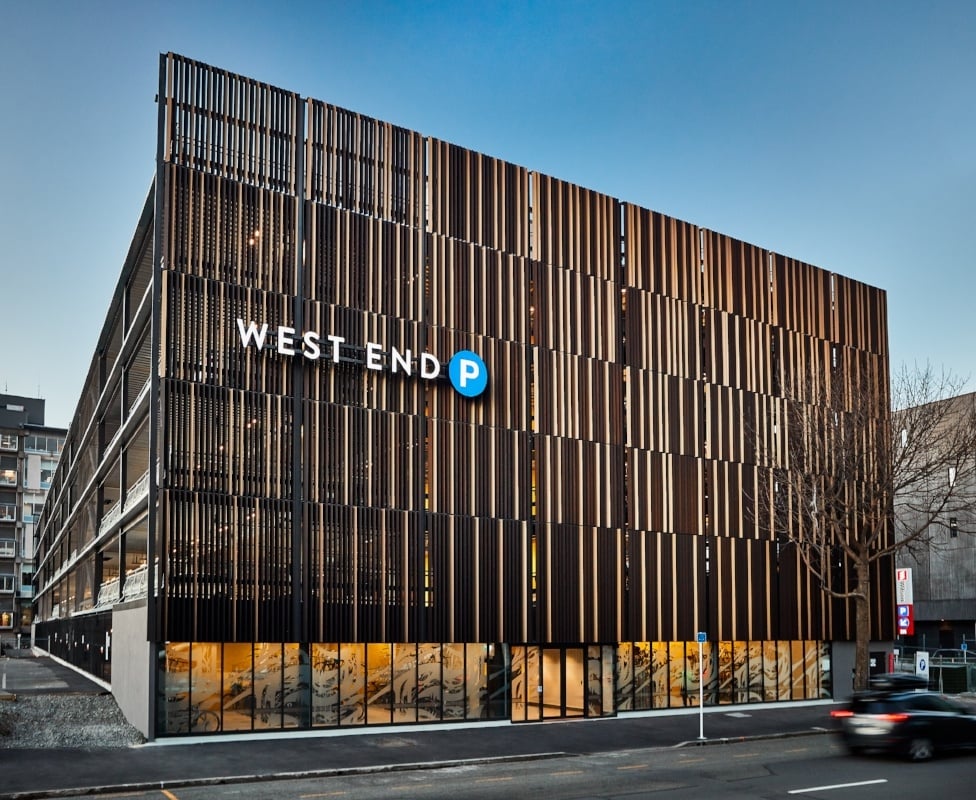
[831,673,976,761]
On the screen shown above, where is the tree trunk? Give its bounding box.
[853,556,872,691]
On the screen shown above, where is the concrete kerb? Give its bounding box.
[675,726,834,748]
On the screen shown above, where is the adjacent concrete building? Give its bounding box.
[0,394,66,643]
[897,392,976,653]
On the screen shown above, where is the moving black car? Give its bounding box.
[831,673,976,761]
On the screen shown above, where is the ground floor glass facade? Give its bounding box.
[157,639,830,736]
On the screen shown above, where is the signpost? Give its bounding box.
[895,568,914,636]
[697,631,707,740]
[915,651,929,682]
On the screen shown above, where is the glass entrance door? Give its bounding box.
[513,646,597,721]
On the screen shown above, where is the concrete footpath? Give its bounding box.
[0,654,836,799]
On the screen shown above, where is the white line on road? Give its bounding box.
[788,779,888,794]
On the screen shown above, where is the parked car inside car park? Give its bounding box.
[831,673,976,761]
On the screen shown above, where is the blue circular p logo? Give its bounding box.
[448,350,488,398]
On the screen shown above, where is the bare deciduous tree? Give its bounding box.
[766,362,976,690]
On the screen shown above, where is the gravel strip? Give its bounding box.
[0,693,145,748]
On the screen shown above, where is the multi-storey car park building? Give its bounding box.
[33,53,893,739]
[1,395,66,642]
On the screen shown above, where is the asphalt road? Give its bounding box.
[36,735,975,800]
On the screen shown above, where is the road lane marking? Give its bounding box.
[617,764,650,770]
[785,747,807,753]
[788,779,888,794]
[551,770,585,776]
[733,752,758,758]
[162,792,179,800]
[476,777,514,784]
[299,792,347,798]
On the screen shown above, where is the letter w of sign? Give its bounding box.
[237,319,269,350]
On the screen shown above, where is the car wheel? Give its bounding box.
[907,737,934,762]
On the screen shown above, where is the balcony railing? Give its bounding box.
[96,577,120,608]
[128,470,150,505]
[97,469,151,537]
[122,564,149,601]
[99,500,123,536]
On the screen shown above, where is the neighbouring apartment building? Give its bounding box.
[32,53,893,740]
[896,392,976,653]
[0,394,66,640]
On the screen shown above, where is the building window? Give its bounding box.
[0,574,15,593]
[40,460,57,489]
[0,539,15,559]
[23,435,64,455]
[0,456,17,487]
[0,434,17,451]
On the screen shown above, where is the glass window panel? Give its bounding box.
[668,641,687,707]
[633,642,652,710]
[417,643,443,722]
[746,641,763,702]
[791,641,805,699]
[731,641,749,703]
[803,641,819,699]
[586,645,603,716]
[777,641,792,701]
[311,643,341,727]
[510,646,527,721]
[717,641,734,704]
[253,643,283,730]
[602,645,615,716]
[282,644,309,729]
[486,643,508,720]
[651,642,669,708]
[762,641,779,701]
[614,642,634,711]
[160,642,191,735]
[820,642,832,699]
[464,643,486,720]
[188,643,222,733]
[222,642,254,731]
[365,643,392,725]
[338,643,366,726]
[684,642,702,706]
[564,648,585,716]
[702,642,717,705]
[393,643,418,723]
[438,643,463,720]
[541,648,563,718]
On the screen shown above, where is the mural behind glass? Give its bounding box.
[160,638,829,734]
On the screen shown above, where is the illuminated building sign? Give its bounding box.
[236,319,489,398]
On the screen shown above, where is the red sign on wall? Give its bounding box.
[896,603,914,635]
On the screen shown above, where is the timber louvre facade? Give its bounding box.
[33,53,893,737]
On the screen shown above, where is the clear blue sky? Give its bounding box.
[1,0,974,427]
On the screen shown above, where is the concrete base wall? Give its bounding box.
[111,601,151,738]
